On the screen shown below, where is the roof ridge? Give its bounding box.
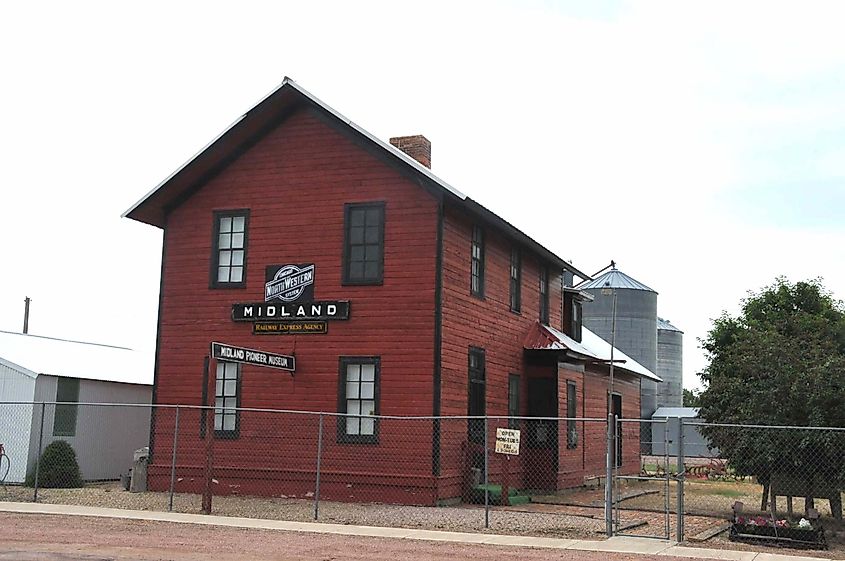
[0,329,133,351]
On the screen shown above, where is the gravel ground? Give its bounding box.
[1,483,604,539]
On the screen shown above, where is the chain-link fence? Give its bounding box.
[1,402,843,548]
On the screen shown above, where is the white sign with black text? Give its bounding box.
[495,428,521,455]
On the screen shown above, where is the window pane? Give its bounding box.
[360,364,375,381]
[215,379,223,396]
[215,397,224,409]
[220,217,232,233]
[360,417,375,435]
[365,226,379,243]
[225,362,238,378]
[224,380,237,396]
[347,400,361,415]
[223,415,236,431]
[360,382,375,399]
[219,250,231,266]
[214,415,223,431]
[361,400,375,416]
[231,232,244,249]
[218,233,231,249]
[346,381,360,399]
[350,226,364,244]
[350,209,365,227]
[346,364,360,381]
[232,216,245,232]
[364,262,378,279]
[223,397,236,410]
[346,417,360,435]
[230,267,243,282]
[349,262,363,280]
[231,251,244,266]
[365,208,380,225]
[350,246,365,262]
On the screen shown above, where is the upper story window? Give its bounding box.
[509,248,521,313]
[572,300,583,342]
[470,225,485,297]
[338,357,380,443]
[539,264,549,324]
[343,202,385,285]
[211,210,249,288]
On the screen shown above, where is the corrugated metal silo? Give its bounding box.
[579,267,658,452]
[656,318,683,408]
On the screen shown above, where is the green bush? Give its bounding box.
[25,440,83,488]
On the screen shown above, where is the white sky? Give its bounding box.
[1,0,843,392]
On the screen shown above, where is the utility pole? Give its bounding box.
[23,296,31,334]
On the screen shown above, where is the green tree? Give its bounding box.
[682,388,701,407]
[25,440,83,488]
[697,278,845,509]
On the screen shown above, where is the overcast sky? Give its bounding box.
[2,0,843,392]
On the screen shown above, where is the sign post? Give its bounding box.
[495,428,520,507]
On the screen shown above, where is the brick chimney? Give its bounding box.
[389,135,431,169]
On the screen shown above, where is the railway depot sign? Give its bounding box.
[211,342,295,372]
[253,322,327,335]
[232,301,349,322]
[265,264,315,303]
[495,428,521,455]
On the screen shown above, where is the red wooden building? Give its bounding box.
[124,79,659,504]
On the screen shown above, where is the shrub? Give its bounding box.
[25,440,83,488]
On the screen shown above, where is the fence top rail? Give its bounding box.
[684,420,845,432]
[616,418,669,424]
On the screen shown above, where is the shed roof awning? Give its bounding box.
[523,322,662,382]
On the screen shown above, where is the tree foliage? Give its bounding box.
[25,440,83,488]
[697,278,845,488]
[682,388,701,407]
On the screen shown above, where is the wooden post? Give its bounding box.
[202,357,214,514]
[501,454,510,507]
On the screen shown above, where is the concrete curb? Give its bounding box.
[0,502,840,561]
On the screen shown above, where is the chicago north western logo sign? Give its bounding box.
[265,264,315,303]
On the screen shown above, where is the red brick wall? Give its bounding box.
[151,107,440,502]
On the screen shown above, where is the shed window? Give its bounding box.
[211,210,249,288]
[343,203,385,285]
[509,248,521,312]
[338,357,380,443]
[53,378,80,437]
[566,381,578,449]
[471,225,485,297]
[467,347,486,443]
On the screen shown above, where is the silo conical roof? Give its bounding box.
[579,268,656,293]
[657,317,683,333]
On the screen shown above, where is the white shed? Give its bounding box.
[0,330,153,484]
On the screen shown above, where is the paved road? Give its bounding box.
[0,512,728,561]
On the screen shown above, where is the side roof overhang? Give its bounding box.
[122,78,590,281]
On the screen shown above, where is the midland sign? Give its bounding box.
[211,342,295,372]
[232,301,350,322]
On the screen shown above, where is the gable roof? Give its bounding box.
[123,78,590,281]
[0,330,153,385]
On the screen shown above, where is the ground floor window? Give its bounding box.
[215,361,240,438]
[566,380,578,449]
[467,347,486,443]
[53,377,80,437]
[338,357,379,443]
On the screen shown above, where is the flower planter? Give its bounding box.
[729,522,827,550]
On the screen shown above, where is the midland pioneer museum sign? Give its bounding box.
[211,342,295,371]
[232,263,350,326]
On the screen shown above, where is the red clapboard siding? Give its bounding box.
[151,107,439,500]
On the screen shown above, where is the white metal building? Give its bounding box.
[0,330,153,483]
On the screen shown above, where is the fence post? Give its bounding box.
[33,402,46,502]
[168,406,180,512]
[202,403,214,514]
[676,416,685,542]
[484,417,489,529]
[314,413,323,521]
[605,412,613,536]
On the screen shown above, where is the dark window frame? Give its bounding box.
[508,374,520,430]
[566,380,578,449]
[539,264,549,324]
[572,300,583,342]
[213,360,242,439]
[337,356,381,444]
[210,209,250,289]
[509,247,521,313]
[342,202,385,286]
[53,377,80,437]
[470,225,485,298]
[467,347,486,444]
